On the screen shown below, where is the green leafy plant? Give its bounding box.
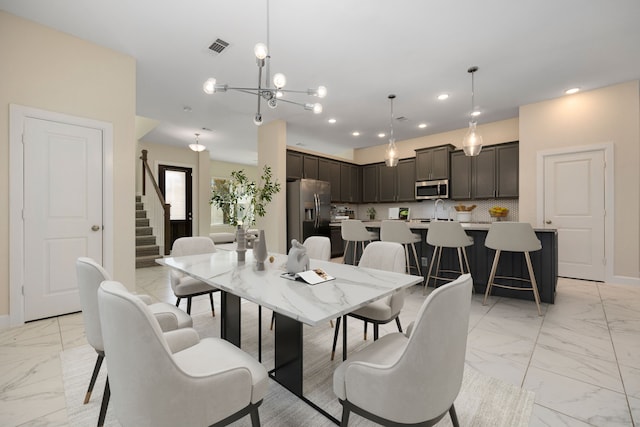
[210,165,281,227]
[366,207,376,219]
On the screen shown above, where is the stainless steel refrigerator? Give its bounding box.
[287,179,331,248]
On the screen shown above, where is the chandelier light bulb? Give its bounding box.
[254,43,268,60]
[268,98,278,108]
[273,73,287,89]
[313,103,323,114]
[253,113,263,126]
[316,86,327,98]
[203,78,216,94]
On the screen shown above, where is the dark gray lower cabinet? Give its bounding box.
[330,226,344,258]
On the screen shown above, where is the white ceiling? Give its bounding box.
[3,0,640,165]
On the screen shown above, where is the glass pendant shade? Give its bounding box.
[189,133,206,152]
[385,138,399,167]
[462,121,483,156]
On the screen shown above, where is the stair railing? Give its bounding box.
[140,149,171,255]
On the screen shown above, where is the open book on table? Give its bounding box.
[280,268,335,285]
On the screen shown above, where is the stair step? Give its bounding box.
[136,210,147,219]
[136,218,150,227]
[136,195,141,202]
[136,202,144,210]
[136,235,156,246]
[136,255,161,269]
[136,226,153,236]
[136,245,160,257]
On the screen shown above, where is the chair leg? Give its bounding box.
[425,246,439,294]
[258,306,262,363]
[331,317,341,361]
[373,324,379,341]
[434,246,443,286]
[525,252,543,316]
[483,250,501,306]
[342,315,348,361]
[449,403,460,427]
[343,241,350,264]
[403,243,411,274]
[410,242,422,276]
[462,247,475,293]
[97,376,110,427]
[250,407,261,427]
[186,297,192,315]
[457,247,465,276]
[363,321,368,340]
[330,320,334,328]
[340,403,351,427]
[209,292,215,317]
[395,317,403,333]
[270,312,275,330]
[175,297,181,308]
[84,353,104,404]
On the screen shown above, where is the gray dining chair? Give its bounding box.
[333,274,473,426]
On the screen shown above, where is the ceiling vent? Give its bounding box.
[208,38,229,54]
[396,116,409,122]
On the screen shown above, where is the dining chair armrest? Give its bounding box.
[163,328,200,353]
[405,321,415,338]
[136,294,154,305]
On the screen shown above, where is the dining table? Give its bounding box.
[157,248,423,423]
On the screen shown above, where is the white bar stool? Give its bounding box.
[341,220,378,265]
[380,220,423,276]
[425,221,473,293]
[483,222,542,315]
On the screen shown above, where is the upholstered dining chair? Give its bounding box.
[98,280,268,427]
[170,236,218,316]
[303,235,331,261]
[333,274,473,427]
[331,241,407,360]
[76,257,192,427]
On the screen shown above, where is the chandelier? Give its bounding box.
[385,94,399,167]
[189,133,206,152]
[462,66,483,156]
[202,0,326,126]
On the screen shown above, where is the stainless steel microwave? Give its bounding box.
[415,179,449,200]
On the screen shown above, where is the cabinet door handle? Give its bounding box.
[545,220,552,224]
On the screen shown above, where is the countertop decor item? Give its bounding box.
[254,230,268,270]
[236,225,247,262]
[286,239,309,274]
[489,206,509,219]
[367,207,376,220]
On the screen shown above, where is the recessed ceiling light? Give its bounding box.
[471,111,481,117]
[352,131,360,137]
[565,87,580,95]
[418,123,427,129]
[378,133,386,138]
[328,118,337,124]
[183,105,192,112]
[437,94,449,100]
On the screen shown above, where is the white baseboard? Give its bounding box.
[0,315,11,330]
[609,275,640,287]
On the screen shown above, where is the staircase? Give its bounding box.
[136,195,161,268]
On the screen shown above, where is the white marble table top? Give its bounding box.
[157,251,423,327]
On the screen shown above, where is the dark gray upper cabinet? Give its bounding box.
[361,164,378,203]
[396,158,416,202]
[286,151,303,180]
[378,163,397,202]
[340,163,361,203]
[303,155,319,180]
[450,142,519,200]
[318,158,341,202]
[415,145,454,181]
[496,143,519,197]
[450,151,472,200]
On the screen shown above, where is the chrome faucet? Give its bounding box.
[433,198,445,220]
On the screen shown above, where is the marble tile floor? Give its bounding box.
[1,265,639,427]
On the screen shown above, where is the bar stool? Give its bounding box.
[425,221,473,293]
[483,222,542,315]
[380,220,422,276]
[341,219,378,265]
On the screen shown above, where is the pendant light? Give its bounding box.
[385,94,399,167]
[462,66,483,156]
[189,133,206,152]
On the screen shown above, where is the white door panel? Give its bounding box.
[544,150,605,281]
[23,118,103,321]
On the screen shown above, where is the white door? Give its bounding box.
[23,118,103,321]
[543,150,605,281]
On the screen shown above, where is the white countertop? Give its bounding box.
[331,220,556,232]
[157,251,423,326]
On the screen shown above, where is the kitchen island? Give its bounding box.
[336,221,558,304]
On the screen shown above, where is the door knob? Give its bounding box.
[91,225,101,231]
[545,220,552,224]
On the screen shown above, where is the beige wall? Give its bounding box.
[0,12,136,317]
[519,81,640,280]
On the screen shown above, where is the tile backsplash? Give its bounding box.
[356,199,519,222]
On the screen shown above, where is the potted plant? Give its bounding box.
[210,165,281,228]
[366,207,376,220]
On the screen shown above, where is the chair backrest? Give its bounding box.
[359,241,406,314]
[485,221,541,252]
[341,219,373,242]
[76,257,112,352]
[303,236,331,261]
[380,220,416,244]
[396,274,472,421]
[171,236,216,256]
[426,220,472,248]
[97,280,184,426]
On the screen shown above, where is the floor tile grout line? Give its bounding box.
[597,282,637,427]
[519,300,546,390]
